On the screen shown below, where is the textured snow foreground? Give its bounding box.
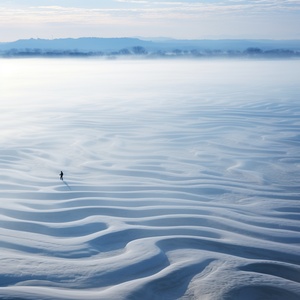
[0,59,300,300]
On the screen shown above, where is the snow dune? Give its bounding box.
[0,59,299,299]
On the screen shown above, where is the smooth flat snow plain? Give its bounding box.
[0,58,299,300]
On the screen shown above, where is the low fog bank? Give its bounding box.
[1,47,300,59]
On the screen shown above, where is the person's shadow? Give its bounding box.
[63,180,71,190]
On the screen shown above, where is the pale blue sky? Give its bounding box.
[0,0,299,41]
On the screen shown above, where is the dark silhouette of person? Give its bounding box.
[60,171,63,180]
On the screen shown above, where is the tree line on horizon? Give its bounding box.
[1,46,299,58]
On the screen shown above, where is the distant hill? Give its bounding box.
[1,37,300,58]
[0,38,155,52]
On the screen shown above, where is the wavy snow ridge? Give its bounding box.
[0,59,300,299]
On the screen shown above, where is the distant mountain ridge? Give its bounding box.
[0,38,156,52]
[1,37,300,51]
[1,37,300,58]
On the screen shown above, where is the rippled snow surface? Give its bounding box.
[0,59,300,300]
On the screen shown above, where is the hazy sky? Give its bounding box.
[0,0,299,42]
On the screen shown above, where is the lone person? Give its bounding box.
[60,171,64,180]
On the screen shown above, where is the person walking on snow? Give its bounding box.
[60,171,63,180]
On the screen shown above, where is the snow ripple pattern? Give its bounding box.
[0,59,300,299]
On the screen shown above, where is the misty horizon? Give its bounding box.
[1,37,300,59]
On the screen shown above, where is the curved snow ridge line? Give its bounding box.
[0,219,107,238]
[0,236,299,299]
[0,204,287,224]
[0,183,38,191]
[52,180,282,193]
[1,200,299,237]
[1,182,293,202]
[1,196,298,225]
[240,262,300,284]
[2,278,299,300]
[111,258,217,300]
[0,243,170,289]
[0,236,223,289]
[127,215,300,244]
[0,189,228,202]
[85,227,300,258]
[16,196,213,210]
[2,200,299,242]
[0,213,299,259]
[0,259,217,300]
[1,209,297,244]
